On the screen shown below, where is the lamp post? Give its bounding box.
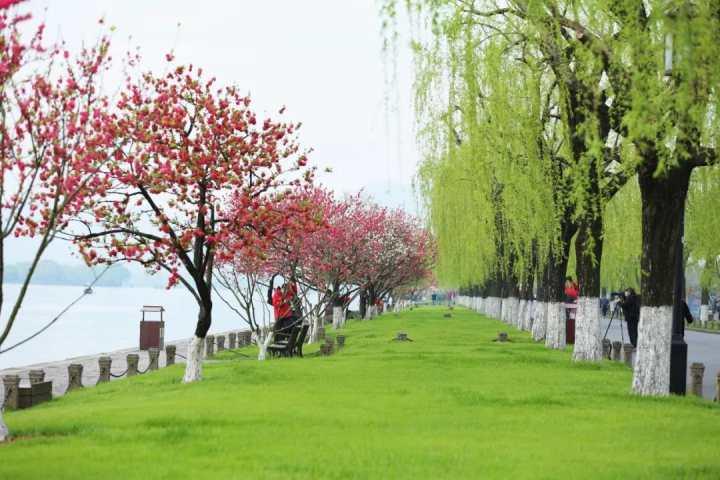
[669,207,687,395]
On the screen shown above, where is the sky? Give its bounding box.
[11,0,421,265]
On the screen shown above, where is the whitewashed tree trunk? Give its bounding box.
[517,300,526,330]
[333,306,344,329]
[572,297,603,362]
[532,301,548,341]
[0,410,8,443]
[309,314,322,343]
[509,297,520,328]
[500,298,508,323]
[257,329,274,360]
[700,304,709,327]
[183,336,204,383]
[524,300,534,331]
[544,302,566,349]
[632,306,673,396]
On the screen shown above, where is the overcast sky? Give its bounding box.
[13,0,420,264]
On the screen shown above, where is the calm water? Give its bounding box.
[0,284,272,369]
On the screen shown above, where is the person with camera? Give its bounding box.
[617,288,641,348]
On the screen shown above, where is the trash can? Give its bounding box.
[565,303,577,345]
[140,305,165,350]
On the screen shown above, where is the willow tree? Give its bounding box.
[386,1,641,357]
[412,30,558,328]
[601,178,642,293]
[686,166,720,324]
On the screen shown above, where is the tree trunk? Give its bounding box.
[183,336,204,382]
[309,313,323,343]
[700,287,710,327]
[183,300,212,383]
[359,288,367,319]
[573,214,604,362]
[257,328,273,360]
[544,238,573,350]
[632,163,692,396]
[333,306,344,329]
[532,266,549,341]
[0,410,8,442]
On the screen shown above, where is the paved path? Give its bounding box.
[0,329,247,405]
[601,316,718,400]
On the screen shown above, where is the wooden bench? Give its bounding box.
[292,324,310,357]
[268,325,301,358]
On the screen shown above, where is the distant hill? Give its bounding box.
[4,260,131,287]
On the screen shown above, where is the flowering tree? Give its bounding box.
[214,186,323,359]
[0,3,114,442]
[356,206,435,318]
[73,62,313,382]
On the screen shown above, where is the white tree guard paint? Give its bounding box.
[518,300,526,330]
[532,301,547,341]
[0,411,8,443]
[700,304,709,327]
[500,298,508,323]
[333,306,344,329]
[509,297,520,328]
[183,336,204,383]
[632,305,673,396]
[257,329,275,360]
[492,297,503,320]
[544,302,566,349]
[572,296,603,362]
[524,301,534,331]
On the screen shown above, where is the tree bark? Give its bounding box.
[632,162,692,396]
[184,299,212,383]
[544,229,574,349]
[700,287,710,327]
[183,336,204,383]
[573,214,604,361]
[532,265,549,341]
[332,306,344,329]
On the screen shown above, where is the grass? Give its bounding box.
[2,306,720,479]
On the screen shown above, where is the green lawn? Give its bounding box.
[2,306,719,479]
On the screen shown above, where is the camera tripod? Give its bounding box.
[602,299,626,343]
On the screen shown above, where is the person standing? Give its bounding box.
[267,275,300,340]
[564,276,579,303]
[619,288,641,347]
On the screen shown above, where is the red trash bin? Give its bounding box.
[139,305,165,350]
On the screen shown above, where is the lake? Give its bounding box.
[0,283,272,369]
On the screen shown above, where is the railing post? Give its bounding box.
[28,369,45,385]
[97,357,112,384]
[66,364,84,393]
[205,335,215,358]
[601,339,612,359]
[126,354,139,376]
[2,375,20,410]
[228,332,237,349]
[622,344,634,368]
[690,362,705,397]
[611,341,622,361]
[216,335,225,352]
[148,348,160,371]
[165,345,176,366]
